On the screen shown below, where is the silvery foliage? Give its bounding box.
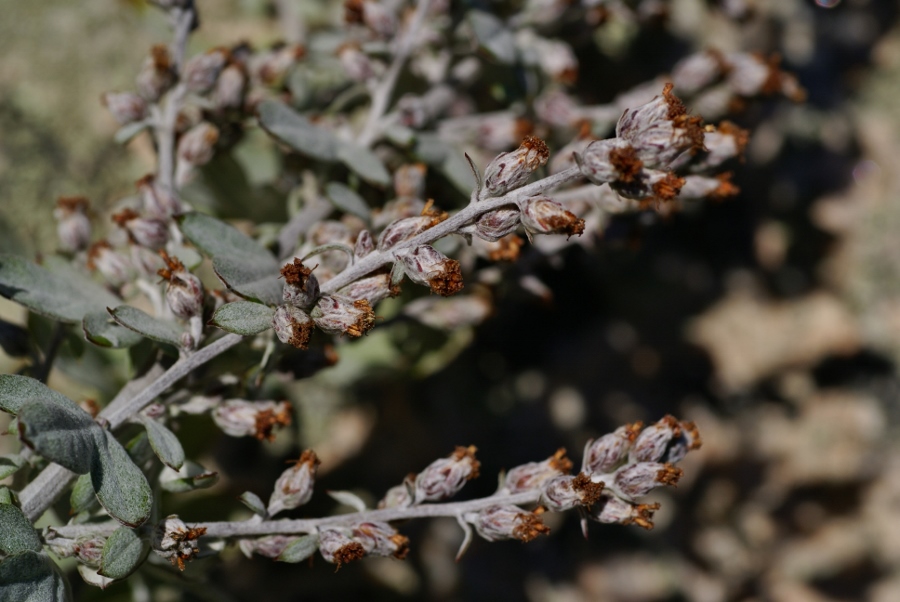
[0,0,798,598]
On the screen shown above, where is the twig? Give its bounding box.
[156,7,195,194]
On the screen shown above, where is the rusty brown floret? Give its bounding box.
[547,210,585,239]
[682,420,703,450]
[333,542,366,570]
[453,445,481,480]
[716,121,750,157]
[254,402,293,441]
[656,463,683,487]
[651,173,686,202]
[86,241,111,270]
[151,44,173,71]
[157,250,185,282]
[288,318,314,350]
[288,449,321,473]
[626,502,660,530]
[428,259,464,297]
[346,299,375,337]
[57,196,90,212]
[487,234,523,263]
[711,173,740,202]
[111,208,140,228]
[280,258,315,287]
[572,472,605,508]
[609,145,643,184]
[343,0,365,24]
[625,421,644,441]
[390,534,411,560]
[420,199,449,223]
[549,448,574,475]
[512,508,551,543]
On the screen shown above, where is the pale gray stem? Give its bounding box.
[156,7,195,194]
[321,166,583,294]
[19,335,243,521]
[356,0,433,147]
[50,490,542,539]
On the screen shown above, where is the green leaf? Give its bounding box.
[468,10,517,64]
[0,504,42,555]
[178,213,282,305]
[82,311,143,348]
[17,399,98,475]
[0,254,120,324]
[276,534,319,563]
[98,527,148,580]
[90,430,152,528]
[0,375,85,417]
[336,143,391,187]
[258,100,339,161]
[0,454,25,479]
[108,306,183,347]
[0,487,12,505]
[137,417,185,471]
[0,550,73,602]
[70,473,99,515]
[114,120,148,145]
[325,182,371,221]
[238,491,267,517]
[159,461,218,493]
[210,302,275,336]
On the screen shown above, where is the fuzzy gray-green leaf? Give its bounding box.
[337,143,391,187]
[0,254,120,324]
[98,527,148,580]
[90,430,152,528]
[258,100,339,161]
[108,306,183,347]
[0,503,42,555]
[210,302,276,335]
[159,461,219,493]
[238,491,267,517]
[467,10,517,65]
[212,257,283,306]
[83,312,143,348]
[17,399,98,474]
[0,550,73,602]
[70,473,99,515]
[276,534,319,563]
[137,417,185,471]
[0,375,86,416]
[325,182,371,221]
[0,454,25,479]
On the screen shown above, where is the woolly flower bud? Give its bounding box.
[212,399,292,441]
[475,207,520,242]
[152,515,207,571]
[311,295,375,338]
[396,245,464,296]
[280,259,320,309]
[503,448,572,494]
[414,445,480,503]
[677,173,739,201]
[87,241,133,286]
[158,252,204,319]
[273,305,315,349]
[239,535,301,559]
[101,92,148,125]
[182,48,228,94]
[394,163,427,199]
[378,477,414,509]
[612,462,682,500]
[352,522,409,559]
[590,495,660,530]
[318,527,364,568]
[615,83,705,170]
[377,215,441,250]
[136,174,182,219]
[483,135,550,197]
[267,450,320,516]
[112,209,168,250]
[338,273,399,305]
[54,196,91,252]
[72,537,106,569]
[582,422,642,475]
[354,230,375,258]
[697,122,748,169]
[213,63,247,111]
[577,139,644,186]
[541,473,606,512]
[518,196,585,238]
[178,122,219,167]
[469,505,550,542]
[136,44,176,102]
[629,415,690,463]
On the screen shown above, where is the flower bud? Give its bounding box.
[671,50,726,96]
[239,535,301,559]
[629,415,682,463]
[272,305,315,349]
[152,515,207,571]
[101,92,148,125]
[677,173,739,201]
[354,230,375,258]
[112,209,168,250]
[267,450,320,516]
[469,505,550,542]
[578,139,644,185]
[696,121,748,169]
[413,445,480,503]
[377,215,440,250]
[612,462,682,500]
[352,522,409,559]
[396,245,464,296]
[280,259,320,309]
[136,44,176,102]
[54,196,91,252]
[582,422,642,475]
[212,399,292,441]
[475,207,520,242]
[338,44,377,82]
[318,527,364,568]
[540,473,605,511]
[87,241,133,286]
[483,135,550,197]
[177,122,219,167]
[503,448,572,494]
[182,48,228,94]
[394,163,427,199]
[73,537,106,568]
[372,197,427,229]
[311,295,375,337]
[136,174,182,219]
[213,63,247,111]
[378,476,414,509]
[158,252,204,319]
[589,495,659,530]
[338,273,399,305]
[518,196,584,238]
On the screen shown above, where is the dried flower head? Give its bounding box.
[54,196,92,253]
[281,259,320,309]
[267,450,320,516]
[583,422,642,475]
[414,445,480,503]
[182,48,228,94]
[518,196,585,238]
[311,295,375,337]
[212,399,292,440]
[87,241,133,286]
[503,448,573,494]
[157,251,204,320]
[136,44,176,102]
[101,92,148,125]
[470,505,551,542]
[483,135,550,197]
[475,207,521,242]
[272,305,315,349]
[396,245,464,296]
[540,473,605,512]
[152,515,207,571]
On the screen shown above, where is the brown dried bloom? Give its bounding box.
[518,196,585,239]
[484,135,550,197]
[396,245,464,296]
[312,295,376,337]
[414,445,481,503]
[152,516,207,571]
[470,505,551,542]
[504,448,573,494]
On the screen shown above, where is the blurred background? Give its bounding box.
[4,0,900,600]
